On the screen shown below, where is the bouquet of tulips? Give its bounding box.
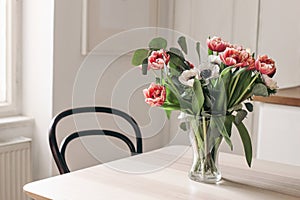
[131,36,277,167]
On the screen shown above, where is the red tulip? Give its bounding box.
[255,55,276,77]
[143,83,166,106]
[207,37,230,52]
[219,48,240,66]
[148,49,170,70]
[220,48,255,69]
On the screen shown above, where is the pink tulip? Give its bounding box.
[148,49,170,70]
[143,83,166,106]
[219,48,239,66]
[207,37,230,52]
[255,55,276,77]
[220,48,255,69]
[228,43,244,51]
[236,50,255,69]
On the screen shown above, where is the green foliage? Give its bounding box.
[169,47,185,59]
[212,116,233,150]
[168,51,189,72]
[165,109,172,119]
[131,49,149,66]
[245,102,253,112]
[233,118,253,167]
[179,122,188,131]
[209,78,227,115]
[252,83,268,97]
[165,84,179,105]
[196,42,201,64]
[228,104,243,112]
[142,58,148,75]
[149,37,167,50]
[192,79,204,115]
[178,36,188,54]
[155,77,161,84]
[235,109,248,124]
[228,69,253,107]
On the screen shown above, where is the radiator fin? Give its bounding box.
[0,137,32,200]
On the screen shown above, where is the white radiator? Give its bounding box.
[0,137,32,200]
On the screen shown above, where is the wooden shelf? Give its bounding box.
[253,86,300,107]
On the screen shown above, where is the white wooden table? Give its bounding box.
[23,145,300,200]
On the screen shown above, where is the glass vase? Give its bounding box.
[185,114,224,183]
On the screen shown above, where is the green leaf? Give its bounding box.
[211,79,228,115]
[155,77,160,84]
[245,102,253,112]
[220,66,234,77]
[161,104,181,111]
[196,42,201,63]
[233,120,253,167]
[219,62,226,71]
[165,85,179,105]
[228,69,252,107]
[235,109,248,124]
[169,67,181,76]
[213,116,233,150]
[219,66,233,98]
[169,47,185,59]
[208,49,213,55]
[193,79,204,114]
[228,104,243,112]
[169,52,189,71]
[131,49,149,66]
[142,58,148,75]
[164,77,193,113]
[192,95,200,115]
[164,109,172,119]
[225,115,233,137]
[178,36,187,54]
[232,67,247,79]
[252,83,268,97]
[179,122,188,131]
[149,37,167,50]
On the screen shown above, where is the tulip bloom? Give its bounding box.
[220,48,255,69]
[255,55,276,77]
[148,49,170,70]
[219,48,240,66]
[143,83,166,106]
[207,37,229,52]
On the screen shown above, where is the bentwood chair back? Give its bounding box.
[49,106,143,174]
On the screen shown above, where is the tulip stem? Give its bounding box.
[229,73,240,103]
[233,73,259,105]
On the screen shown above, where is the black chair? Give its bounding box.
[49,106,143,174]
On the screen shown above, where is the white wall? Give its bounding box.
[258,0,300,88]
[22,0,54,179]
[52,0,172,173]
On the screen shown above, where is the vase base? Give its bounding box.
[189,172,222,184]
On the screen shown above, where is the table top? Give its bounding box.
[23,145,299,200]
